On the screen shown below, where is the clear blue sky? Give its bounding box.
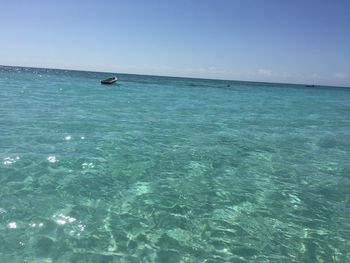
[0,0,349,86]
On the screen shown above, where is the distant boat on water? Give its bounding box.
[305,84,316,87]
[101,77,117,84]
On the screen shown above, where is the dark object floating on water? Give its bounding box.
[101,77,117,84]
[305,84,316,87]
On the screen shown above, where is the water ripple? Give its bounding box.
[0,67,349,262]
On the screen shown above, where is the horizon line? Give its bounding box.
[1,64,349,89]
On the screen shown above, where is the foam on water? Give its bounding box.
[0,66,350,262]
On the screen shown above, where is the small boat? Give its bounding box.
[305,84,316,87]
[101,77,117,84]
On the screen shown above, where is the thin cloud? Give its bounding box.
[311,73,320,79]
[257,69,273,76]
[334,72,346,79]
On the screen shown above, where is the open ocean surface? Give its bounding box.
[0,66,349,262]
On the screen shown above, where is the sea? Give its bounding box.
[0,66,349,262]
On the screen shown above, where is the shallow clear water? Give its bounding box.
[0,66,349,262]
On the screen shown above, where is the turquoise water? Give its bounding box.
[0,66,350,262]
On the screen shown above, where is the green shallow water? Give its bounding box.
[0,66,350,262]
